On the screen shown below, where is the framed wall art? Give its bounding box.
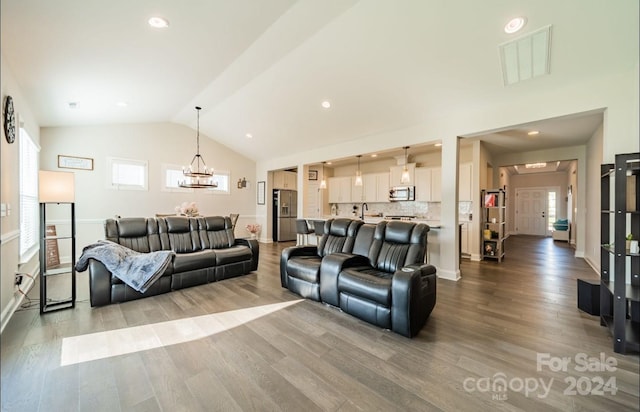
[58,155,93,171]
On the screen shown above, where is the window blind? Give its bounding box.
[19,128,40,261]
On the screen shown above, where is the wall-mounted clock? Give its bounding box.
[4,95,16,144]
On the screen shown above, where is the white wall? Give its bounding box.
[567,160,578,245]
[1,52,41,331]
[39,123,258,247]
[584,124,604,271]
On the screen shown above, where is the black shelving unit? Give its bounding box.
[481,188,506,262]
[600,152,639,354]
[39,202,76,314]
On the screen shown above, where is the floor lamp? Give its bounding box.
[38,170,76,314]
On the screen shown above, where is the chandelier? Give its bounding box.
[319,162,327,189]
[179,106,217,188]
[354,155,363,186]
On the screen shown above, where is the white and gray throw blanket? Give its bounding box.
[75,240,174,293]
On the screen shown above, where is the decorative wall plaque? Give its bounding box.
[45,225,60,268]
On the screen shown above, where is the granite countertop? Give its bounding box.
[412,219,441,229]
[302,216,441,229]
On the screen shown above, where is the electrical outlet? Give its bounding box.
[15,274,23,286]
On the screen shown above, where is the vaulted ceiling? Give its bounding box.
[1,1,636,161]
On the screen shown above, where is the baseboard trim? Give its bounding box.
[1,269,38,334]
[0,296,18,334]
[437,267,461,281]
[583,255,599,275]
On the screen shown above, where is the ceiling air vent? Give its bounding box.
[499,25,552,86]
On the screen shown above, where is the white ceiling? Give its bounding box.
[1,1,636,162]
[464,110,605,155]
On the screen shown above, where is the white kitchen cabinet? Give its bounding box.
[328,176,352,203]
[459,163,472,201]
[356,175,372,202]
[351,177,364,202]
[374,172,390,202]
[414,167,441,201]
[350,173,389,203]
[430,167,442,201]
[461,222,469,255]
[389,163,416,187]
[273,170,297,189]
[414,168,432,201]
[415,164,468,202]
[363,173,389,202]
[328,177,341,203]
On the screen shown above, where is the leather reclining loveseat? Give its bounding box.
[281,218,436,337]
[89,216,259,307]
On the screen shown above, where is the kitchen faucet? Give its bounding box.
[360,203,368,220]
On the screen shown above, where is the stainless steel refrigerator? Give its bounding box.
[272,189,297,241]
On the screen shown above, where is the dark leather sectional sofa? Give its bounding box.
[281,218,437,337]
[89,216,259,307]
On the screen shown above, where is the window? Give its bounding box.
[547,191,557,231]
[19,127,40,261]
[162,164,193,192]
[206,170,230,195]
[107,157,148,190]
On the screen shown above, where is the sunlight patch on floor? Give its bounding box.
[60,299,303,366]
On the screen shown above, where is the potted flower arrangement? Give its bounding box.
[246,223,261,239]
[175,202,199,217]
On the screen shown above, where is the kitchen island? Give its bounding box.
[299,216,441,267]
[304,215,441,227]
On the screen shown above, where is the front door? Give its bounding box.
[516,188,547,236]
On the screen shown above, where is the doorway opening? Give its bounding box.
[515,186,560,236]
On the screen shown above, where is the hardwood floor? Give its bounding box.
[1,236,638,411]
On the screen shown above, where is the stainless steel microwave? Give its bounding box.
[389,186,415,201]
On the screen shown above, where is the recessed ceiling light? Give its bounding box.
[527,130,539,136]
[504,17,526,34]
[245,133,253,139]
[321,101,331,109]
[371,154,378,158]
[326,162,332,165]
[434,143,442,147]
[148,16,169,28]
[116,101,128,107]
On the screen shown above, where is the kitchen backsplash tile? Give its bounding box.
[331,201,471,221]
